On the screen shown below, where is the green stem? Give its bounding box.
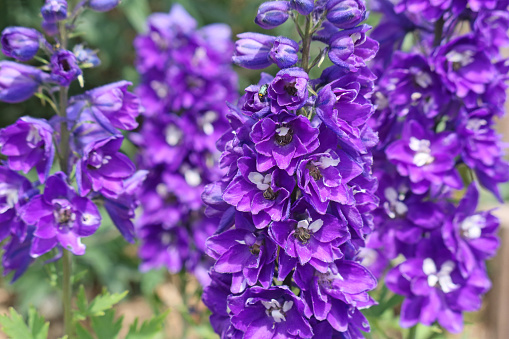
[407,325,417,339]
[301,15,312,72]
[62,250,73,338]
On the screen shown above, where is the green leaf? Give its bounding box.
[75,285,89,321]
[76,324,95,339]
[28,307,49,339]
[91,309,123,339]
[87,290,128,317]
[125,311,169,339]
[0,307,49,339]
[121,0,150,33]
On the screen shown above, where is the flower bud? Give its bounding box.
[255,1,291,29]
[0,61,48,103]
[328,24,378,71]
[326,0,366,29]
[41,0,68,23]
[233,32,276,69]
[50,49,82,86]
[87,0,120,12]
[41,20,59,36]
[269,36,299,69]
[1,27,41,61]
[73,44,101,67]
[290,0,314,15]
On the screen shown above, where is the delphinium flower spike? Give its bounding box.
[202,1,380,337]
[364,0,509,334]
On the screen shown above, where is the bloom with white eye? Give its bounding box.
[248,172,272,191]
[409,137,434,167]
[423,258,458,293]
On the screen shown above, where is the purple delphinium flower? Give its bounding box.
[223,153,295,228]
[255,1,291,30]
[294,260,376,331]
[0,61,49,103]
[268,67,309,112]
[433,35,495,107]
[207,224,277,293]
[385,120,462,194]
[296,148,363,214]
[50,49,82,86]
[326,0,366,29]
[73,44,101,67]
[87,0,120,12]
[41,0,68,23]
[290,0,314,15]
[386,254,491,333]
[393,0,465,22]
[1,27,42,61]
[76,135,136,199]
[85,81,141,131]
[19,173,101,256]
[251,111,319,175]
[228,286,314,338]
[270,198,349,270]
[328,24,379,72]
[442,184,499,277]
[240,72,274,118]
[0,117,55,182]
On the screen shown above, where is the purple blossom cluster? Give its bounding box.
[0,0,142,280]
[364,0,509,333]
[131,4,238,285]
[202,1,381,337]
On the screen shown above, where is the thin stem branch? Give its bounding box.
[62,250,73,338]
[407,325,417,339]
[301,15,312,72]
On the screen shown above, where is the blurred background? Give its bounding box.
[0,0,508,338]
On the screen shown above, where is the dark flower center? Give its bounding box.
[452,62,462,71]
[263,187,278,200]
[250,242,263,256]
[61,59,71,72]
[275,127,293,146]
[294,227,311,244]
[307,163,322,181]
[284,82,298,96]
[54,203,76,227]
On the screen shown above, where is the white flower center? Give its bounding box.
[201,111,217,136]
[466,118,487,132]
[26,125,42,147]
[313,152,340,169]
[297,218,324,233]
[185,169,202,187]
[409,137,434,167]
[423,258,458,293]
[461,214,485,239]
[262,299,293,323]
[248,172,271,191]
[414,70,432,89]
[150,80,169,98]
[383,187,408,218]
[0,183,19,213]
[446,50,475,67]
[165,124,182,146]
[276,126,290,137]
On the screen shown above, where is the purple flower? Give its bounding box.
[0,117,55,182]
[433,35,495,106]
[2,230,35,282]
[233,33,299,70]
[138,222,190,273]
[50,49,82,86]
[270,199,349,270]
[326,0,366,29]
[73,44,101,67]
[0,61,48,103]
[85,81,141,131]
[0,166,35,242]
[228,286,314,338]
[294,261,375,331]
[251,112,320,175]
[296,148,363,214]
[255,1,291,30]
[443,184,499,277]
[223,152,295,228]
[87,0,120,12]
[41,0,68,23]
[19,173,101,256]
[207,225,277,293]
[202,270,234,337]
[76,135,136,199]
[268,67,309,112]
[240,72,274,118]
[386,256,491,333]
[1,27,41,61]
[474,9,509,57]
[328,24,379,72]
[41,20,59,36]
[385,120,462,194]
[394,0,465,22]
[290,0,314,15]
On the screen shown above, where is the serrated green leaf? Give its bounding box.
[28,307,49,339]
[91,309,123,339]
[76,323,95,339]
[125,311,168,339]
[0,308,34,339]
[87,290,128,317]
[75,285,89,321]
[0,307,49,339]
